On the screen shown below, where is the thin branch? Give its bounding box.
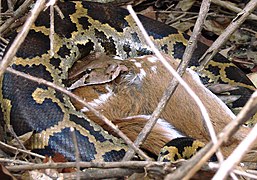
[170,90,257,179]
[0,158,34,165]
[0,0,46,77]
[208,162,257,179]
[179,0,224,163]
[61,168,143,180]
[0,0,34,34]
[198,0,257,70]
[212,0,257,21]
[213,122,257,179]
[7,125,33,162]
[0,141,45,159]
[233,169,257,180]
[123,2,216,162]
[49,4,55,57]
[5,67,151,161]
[6,161,173,171]
[7,126,27,150]
[70,127,81,180]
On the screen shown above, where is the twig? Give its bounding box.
[233,169,257,180]
[70,127,81,180]
[61,168,143,180]
[213,121,257,179]
[6,161,172,171]
[180,0,225,163]
[209,162,257,179]
[123,2,215,162]
[0,141,45,159]
[198,0,257,70]
[0,36,9,44]
[212,0,257,21]
[7,126,33,162]
[170,90,257,179]
[5,67,151,161]
[0,0,34,34]
[8,126,27,151]
[49,4,54,57]
[0,0,46,77]
[0,158,34,165]
[7,0,14,11]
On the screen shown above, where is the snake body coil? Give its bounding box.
[0,1,255,162]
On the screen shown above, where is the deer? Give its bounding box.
[68,53,256,161]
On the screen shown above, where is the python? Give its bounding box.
[0,1,256,162]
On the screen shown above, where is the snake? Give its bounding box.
[0,1,255,162]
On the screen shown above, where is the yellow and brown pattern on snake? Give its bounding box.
[0,1,255,162]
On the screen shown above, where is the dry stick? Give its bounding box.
[179,0,225,163]
[210,163,257,179]
[46,0,57,57]
[0,0,34,34]
[212,0,257,21]
[5,67,150,161]
[0,158,34,165]
[233,169,257,180]
[170,90,257,180]
[230,173,239,180]
[123,2,216,161]
[0,0,46,77]
[7,126,34,162]
[0,0,1,25]
[0,141,45,159]
[8,126,27,151]
[6,161,170,171]
[198,0,257,70]
[49,4,54,57]
[246,171,257,179]
[61,168,143,180]
[0,36,9,44]
[7,0,14,11]
[70,127,81,180]
[213,120,257,179]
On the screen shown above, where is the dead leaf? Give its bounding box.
[172,22,194,32]
[247,72,257,87]
[176,0,196,11]
[44,153,76,173]
[138,6,156,20]
[21,170,53,180]
[9,131,33,147]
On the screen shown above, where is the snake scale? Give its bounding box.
[0,1,256,162]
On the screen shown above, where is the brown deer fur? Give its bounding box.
[71,54,255,161]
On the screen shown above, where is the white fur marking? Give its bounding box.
[150,66,157,73]
[113,56,123,60]
[81,85,113,112]
[134,62,142,68]
[139,69,146,78]
[123,115,185,139]
[147,56,158,63]
[129,59,136,62]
